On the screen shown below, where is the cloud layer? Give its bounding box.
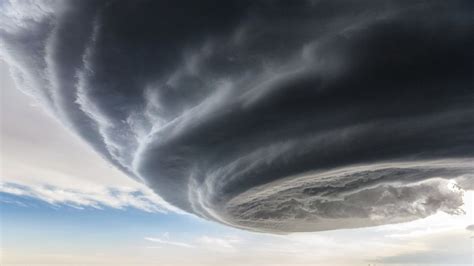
[1,0,473,233]
[0,181,175,212]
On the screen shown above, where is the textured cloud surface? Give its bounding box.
[1,0,473,233]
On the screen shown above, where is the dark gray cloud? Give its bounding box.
[1,0,473,233]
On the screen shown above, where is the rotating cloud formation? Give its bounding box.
[1,0,473,233]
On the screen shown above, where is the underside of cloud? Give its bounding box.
[1,0,473,233]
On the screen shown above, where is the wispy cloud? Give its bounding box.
[0,181,179,213]
[145,235,195,249]
[144,233,242,251]
[0,197,28,207]
[195,235,241,250]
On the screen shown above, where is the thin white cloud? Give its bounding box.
[0,197,28,207]
[144,236,195,249]
[0,181,177,213]
[144,233,242,251]
[195,235,241,250]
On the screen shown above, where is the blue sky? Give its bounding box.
[2,188,473,265]
[1,192,235,251]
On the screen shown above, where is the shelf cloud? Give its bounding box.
[1,0,473,233]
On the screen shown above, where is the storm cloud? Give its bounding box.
[1,0,473,233]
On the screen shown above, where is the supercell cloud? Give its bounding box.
[1,0,473,233]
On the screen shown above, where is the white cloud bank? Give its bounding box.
[0,181,177,213]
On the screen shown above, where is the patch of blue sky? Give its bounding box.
[0,192,241,251]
